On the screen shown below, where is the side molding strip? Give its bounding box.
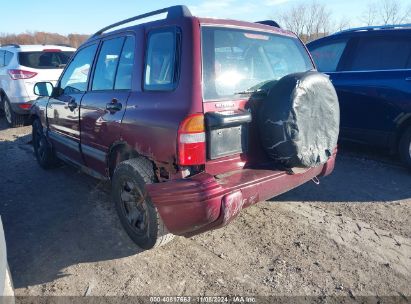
[81,144,107,163]
[49,131,80,152]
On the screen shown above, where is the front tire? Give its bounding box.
[4,96,26,128]
[112,158,174,249]
[399,126,411,169]
[32,119,57,169]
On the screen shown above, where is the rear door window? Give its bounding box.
[115,36,135,90]
[18,51,74,69]
[309,40,348,72]
[144,28,180,91]
[92,37,125,91]
[348,36,411,71]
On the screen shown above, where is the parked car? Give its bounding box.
[307,25,411,168]
[30,6,339,249]
[0,217,14,303]
[0,44,76,127]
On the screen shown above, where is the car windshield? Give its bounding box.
[201,27,314,100]
[18,51,74,69]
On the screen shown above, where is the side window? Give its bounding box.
[60,44,98,94]
[349,36,411,71]
[0,51,4,67]
[310,41,348,72]
[115,36,135,90]
[5,51,13,66]
[92,37,125,91]
[144,29,180,91]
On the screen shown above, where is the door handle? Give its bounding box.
[106,98,122,113]
[67,98,77,111]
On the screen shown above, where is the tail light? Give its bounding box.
[8,69,38,80]
[18,104,32,110]
[178,114,206,166]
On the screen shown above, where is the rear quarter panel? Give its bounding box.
[120,17,203,166]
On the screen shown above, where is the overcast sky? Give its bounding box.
[1,0,410,35]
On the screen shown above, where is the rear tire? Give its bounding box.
[112,158,174,249]
[3,96,26,128]
[32,119,57,169]
[399,126,411,169]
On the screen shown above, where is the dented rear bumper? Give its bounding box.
[147,153,336,237]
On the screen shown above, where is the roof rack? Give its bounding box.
[335,23,411,35]
[90,5,192,39]
[256,20,281,28]
[0,44,20,48]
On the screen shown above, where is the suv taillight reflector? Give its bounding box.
[178,114,206,166]
[18,104,32,110]
[8,69,38,80]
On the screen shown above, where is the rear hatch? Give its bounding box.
[200,25,314,175]
[17,49,74,99]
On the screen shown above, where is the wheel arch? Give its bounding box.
[395,115,411,152]
[107,141,157,180]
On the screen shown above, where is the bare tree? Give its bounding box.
[278,3,307,38]
[378,0,411,24]
[335,16,351,32]
[275,0,332,42]
[360,0,411,26]
[361,2,378,26]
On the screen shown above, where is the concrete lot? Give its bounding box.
[0,117,410,299]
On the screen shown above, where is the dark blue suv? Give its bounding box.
[307,25,411,168]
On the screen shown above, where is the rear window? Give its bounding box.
[348,36,411,71]
[18,51,74,69]
[202,27,313,101]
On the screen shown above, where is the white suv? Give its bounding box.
[0,44,75,127]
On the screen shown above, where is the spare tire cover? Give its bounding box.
[259,71,339,168]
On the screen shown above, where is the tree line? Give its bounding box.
[275,0,411,42]
[0,31,89,48]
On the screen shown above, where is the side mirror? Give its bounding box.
[34,82,54,97]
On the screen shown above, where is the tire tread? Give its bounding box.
[113,157,174,249]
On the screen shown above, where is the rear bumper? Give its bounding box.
[8,96,34,115]
[147,152,336,237]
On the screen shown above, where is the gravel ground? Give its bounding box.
[0,117,410,301]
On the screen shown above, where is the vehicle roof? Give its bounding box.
[334,24,411,36]
[197,17,295,37]
[85,5,295,43]
[307,24,411,46]
[0,44,76,52]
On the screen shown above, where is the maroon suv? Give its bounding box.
[30,6,339,249]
